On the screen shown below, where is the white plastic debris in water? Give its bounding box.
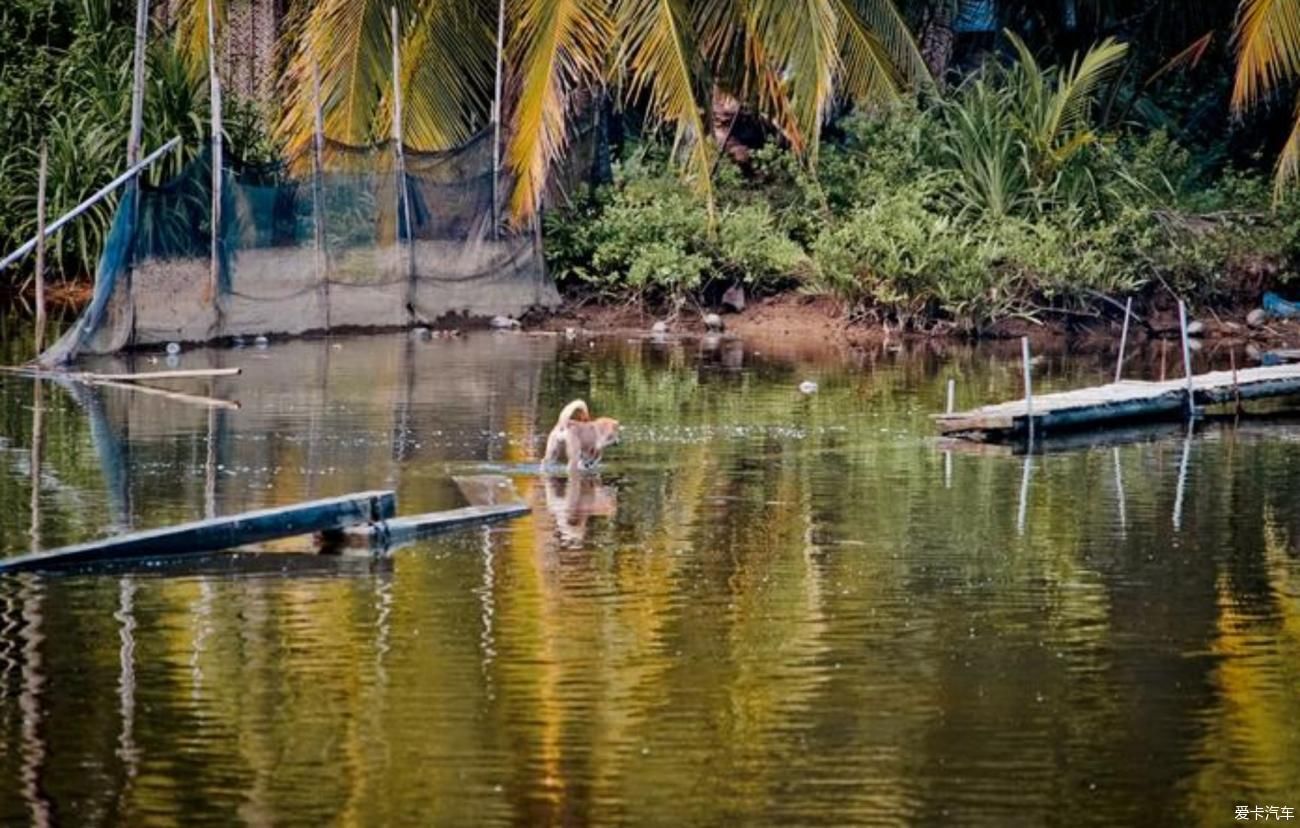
[564,327,577,340]
[165,342,181,355]
[412,326,431,340]
[704,313,725,331]
[652,320,669,334]
[254,335,270,348]
[490,315,520,330]
[799,380,819,395]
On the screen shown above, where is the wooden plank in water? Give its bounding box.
[0,490,396,573]
[341,502,530,549]
[936,363,1300,439]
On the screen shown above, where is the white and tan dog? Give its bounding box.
[543,400,620,473]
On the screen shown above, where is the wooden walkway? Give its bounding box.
[936,363,1300,439]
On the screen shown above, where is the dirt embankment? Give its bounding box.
[530,292,1300,354]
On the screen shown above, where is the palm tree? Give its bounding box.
[178,0,932,223]
[1232,0,1300,196]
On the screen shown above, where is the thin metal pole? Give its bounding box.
[0,137,181,273]
[1016,455,1031,537]
[491,0,506,240]
[391,5,416,315]
[946,377,956,414]
[1114,296,1132,384]
[29,379,43,552]
[1112,446,1126,535]
[207,0,223,316]
[1021,336,1034,445]
[33,144,47,357]
[311,57,329,327]
[127,0,148,168]
[1179,300,1195,418]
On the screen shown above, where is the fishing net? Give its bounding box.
[40,129,558,365]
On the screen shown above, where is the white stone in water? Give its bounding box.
[1247,308,1267,328]
[703,313,725,331]
[166,342,181,355]
[799,380,819,395]
[1185,319,1205,337]
[651,321,669,335]
[490,315,519,329]
[412,326,431,339]
[254,335,270,348]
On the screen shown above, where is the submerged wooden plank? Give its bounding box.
[341,502,530,550]
[0,490,396,573]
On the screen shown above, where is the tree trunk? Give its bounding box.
[919,3,955,89]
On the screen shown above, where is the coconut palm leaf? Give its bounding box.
[751,0,840,159]
[175,0,225,81]
[377,1,495,151]
[1232,0,1300,112]
[506,0,611,222]
[832,0,907,108]
[277,0,394,163]
[615,0,714,208]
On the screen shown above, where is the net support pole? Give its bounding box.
[1021,336,1034,446]
[206,0,224,324]
[311,57,329,327]
[33,143,48,357]
[1114,296,1132,384]
[491,0,505,240]
[391,5,416,320]
[1179,300,1195,419]
[127,0,148,168]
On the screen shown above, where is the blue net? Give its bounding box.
[41,129,557,364]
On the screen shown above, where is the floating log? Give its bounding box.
[936,363,1300,441]
[0,490,396,573]
[340,502,530,550]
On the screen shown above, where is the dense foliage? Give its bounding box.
[546,38,1300,331]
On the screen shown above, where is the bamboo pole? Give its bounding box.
[491,0,506,240]
[33,144,48,357]
[127,0,148,168]
[0,137,182,273]
[1114,296,1132,384]
[311,57,329,327]
[391,5,416,316]
[1021,336,1034,445]
[81,367,241,382]
[206,0,223,317]
[1179,300,1195,418]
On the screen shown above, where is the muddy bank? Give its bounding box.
[529,292,1300,357]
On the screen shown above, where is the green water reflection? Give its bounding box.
[0,329,1298,825]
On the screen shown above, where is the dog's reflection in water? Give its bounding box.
[541,474,617,548]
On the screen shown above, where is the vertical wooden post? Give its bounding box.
[491,0,506,240]
[33,144,48,358]
[1021,336,1034,445]
[206,0,223,317]
[311,57,329,328]
[1179,300,1195,418]
[127,0,148,168]
[946,377,956,414]
[1230,348,1242,418]
[391,5,416,316]
[1114,296,1132,384]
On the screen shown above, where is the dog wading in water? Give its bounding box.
[543,400,620,473]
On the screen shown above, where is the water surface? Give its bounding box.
[0,329,1297,825]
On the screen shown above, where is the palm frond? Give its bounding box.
[615,0,714,209]
[751,0,840,159]
[1233,0,1300,112]
[506,0,611,222]
[831,0,905,107]
[277,0,393,164]
[175,0,225,81]
[377,1,495,150]
[844,0,932,90]
[1275,90,1300,199]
